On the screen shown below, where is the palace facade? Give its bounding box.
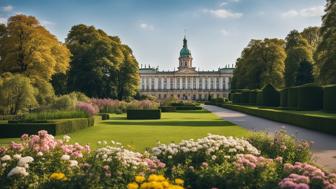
[139,37,234,100]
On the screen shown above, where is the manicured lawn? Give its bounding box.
[0,110,249,151]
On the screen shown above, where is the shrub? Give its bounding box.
[175,106,202,110]
[256,91,263,106]
[287,87,299,109]
[0,118,94,137]
[98,113,110,120]
[297,83,323,111]
[240,89,250,104]
[248,90,259,105]
[261,84,280,107]
[232,93,241,104]
[91,98,128,113]
[20,111,88,121]
[280,88,289,107]
[127,109,161,120]
[160,106,176,112]
[127,100,159,110]
[323,84,336,113]
[51,95,76,111]
[76,102,99,116]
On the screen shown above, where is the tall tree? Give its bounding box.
[0,15,70,81]
[284,30,313,87]
[301,27,320,50]
[65,24,139,99]
[295,60,314,86]
[232,38,286,89]
[315,0,336,84]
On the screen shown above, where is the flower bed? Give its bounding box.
[0,131,335,189]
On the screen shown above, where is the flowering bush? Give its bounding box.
[127,100,160,110]
[0,131,335,189]
[76,101,99,116]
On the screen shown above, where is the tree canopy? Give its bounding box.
[0,15,70,81]
[231,38,286,89]
[64,24,139,99]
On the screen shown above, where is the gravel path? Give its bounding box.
[203,105,336,171]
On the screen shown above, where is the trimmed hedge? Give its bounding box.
[21,111,88,122]
[288,87,299,109]
[0,118,94,138]
[160,106,177,112]
[175,106,202,110]
[232,93,241,104]
[262,84,280,107]
[219,104,336,136]
[99,113,110,120]
[127,109,161,120]
[297,84,323,111]
[240,90,250,104]
[323,85,336,113]
[256,91,263,106]
[280,88,289,107]
[248,90,259,105]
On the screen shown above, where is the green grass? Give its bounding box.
[0,110,249,151]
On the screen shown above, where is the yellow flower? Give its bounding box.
[148,174,158,182]
[127,182,139,189]
[50,172,67,181]
[135,175,145,183]
[174,178,184,185]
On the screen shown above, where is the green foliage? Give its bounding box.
[261,84,280,107]
[51,95,76,111]
[295,60,314,86]
[232,39,286,89]
[284,30,313,87]
[98,113,110,120]
[221,104,336,135]
[0,117,94,137]
[280,88,289,107]
[20,111,88,122]
[297,83,323,110]
[175,106,202,110]
[31,78,55,106]
[315,0,336,84]
[256,91,263,106]
[240,89,250,104]
[248,131,312,163]
[287,87,299,109]
[65,24,139,99]
[232,93,241,104]
[301,27,320,50]
[0,73,37,114]
[248,90,259,105]
[323,84,336,112]
[126,109,161,120]
[160,106,177,112]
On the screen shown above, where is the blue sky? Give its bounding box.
[0,0,325,70]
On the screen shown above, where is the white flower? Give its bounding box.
[37,152,43,157]
[97,141,102,145]
[63,135,71,142]
[69,160,78,167]
[17,156,34,168]
[1,155,11,161]
[2,163,7,167]
[168,155,172,159]
[13,154,22,160]
[211,155,217,160]
[7,166,29,177]
[103,141,107,145]
[61,154,70,161]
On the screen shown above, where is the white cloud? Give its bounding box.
[219,0,240,7]
[41,20,55,27]
[139,23,154,31]
[0,17,7,24]
[204,8,243,19]
[3,5,13,12]
[282,6,324,18]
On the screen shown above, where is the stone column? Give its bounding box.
[219,77,223,90]
[225,77,229,90]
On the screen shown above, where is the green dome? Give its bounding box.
[179,37,191,57]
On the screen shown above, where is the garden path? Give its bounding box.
[203,105,336,171]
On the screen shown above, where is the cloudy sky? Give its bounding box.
[0,0,325,70]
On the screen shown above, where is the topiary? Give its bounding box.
[261,84,280,107]
[287,87,299,109]
[232,93,241,104]
[323,84,336,113]
[297,83,323,111]
[280,88,289,107]
[240,89,250,104]
[256,91,263,106]
[248,90,259,106]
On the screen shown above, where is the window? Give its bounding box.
[170,78,174,89]
[193,77,196,89]
[164,78,167,90]
[177,78,180,89]
[158,78,161,90]
[216,78,219,90]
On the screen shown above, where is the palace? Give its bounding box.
[139,37,234,100]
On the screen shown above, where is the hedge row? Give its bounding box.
[127,109,161,120]
[324,85,336,113]
[175,106,202,110]
[160,106,176,112]
[0,117,95,138]
[98,113,110,120]
[218,104,336,135]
